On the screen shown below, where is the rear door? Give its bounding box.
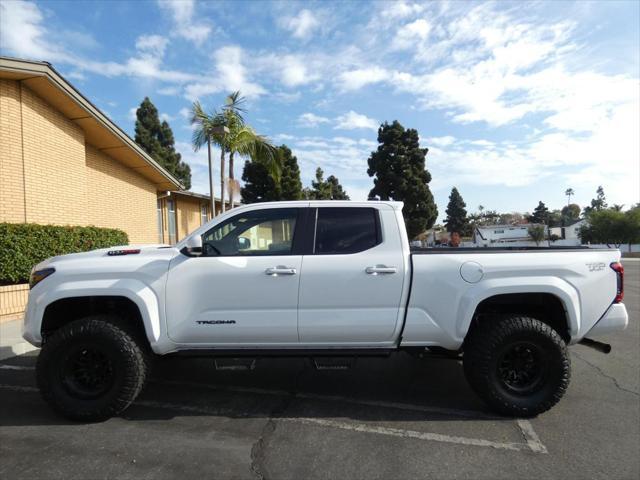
[297,205,406,346]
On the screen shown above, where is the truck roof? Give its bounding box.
[239,200,404,210]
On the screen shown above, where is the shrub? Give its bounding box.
[0,223,128,285]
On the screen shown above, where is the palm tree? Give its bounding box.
[191,101,226,217]
[220,92,278,209]
[565,188,574,206]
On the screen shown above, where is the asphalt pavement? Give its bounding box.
[1,260,638,479]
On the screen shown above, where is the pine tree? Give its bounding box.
[307,168,349,200]
[583,186,608,216]
[528,201,550,224]
[327,175,350,200]
[240,160,280,203]
[367,120,437,238]
[135,97,191,189]
[278,145,303,200]
[444,187,468,234]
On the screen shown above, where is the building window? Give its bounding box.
[157,199,163,244]
[494,229,504,234]
[201,204,208,225]
[167,198,177,245]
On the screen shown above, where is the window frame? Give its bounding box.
[310,207,382,255]
[200,207,306,257]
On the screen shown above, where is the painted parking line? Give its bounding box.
[0,382,547,454]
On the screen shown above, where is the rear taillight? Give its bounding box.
[610,262,624,303]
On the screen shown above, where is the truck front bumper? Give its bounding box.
[586,303,629,337]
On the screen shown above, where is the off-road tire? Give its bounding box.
[463,315,570,417]
[36,316,147,422]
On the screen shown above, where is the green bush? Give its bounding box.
[0,223,128,285]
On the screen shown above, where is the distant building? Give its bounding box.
[473,224,548,246]
[549,219,587,244]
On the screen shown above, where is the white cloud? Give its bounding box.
[159,112,174,122]
[427,136,456,147]
[281,9,320,40]
[334,111,379,131]
[298,112,330,127]
[0,0,71,62]
[280,55,317,87]
[392,18,431,50]
[128,107,137,121]
[157,0,211,46]
[184,46,266,100]
[338,67,389,91]
[135,34,169,57]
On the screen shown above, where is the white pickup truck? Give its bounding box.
[24,201,628,421]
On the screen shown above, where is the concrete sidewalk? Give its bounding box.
[0,317,37,361]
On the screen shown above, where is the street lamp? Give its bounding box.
[208,125,229,217]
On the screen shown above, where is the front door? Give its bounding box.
[166,207,304,346]
[297,206,406,346]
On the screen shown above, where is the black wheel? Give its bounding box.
[36,316,147,422]
[463,315,570,417]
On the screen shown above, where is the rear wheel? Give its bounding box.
[463,315,570,417]
[36,316,147,422]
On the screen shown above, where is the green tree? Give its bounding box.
[240,160,280,203]
[561,203,581,222]
[367,120,438,239]
[565,188,574,206]
[135,97,191,189]
[579,206,640,248]
[240,144,303,203]
[444,187,468,234]
[327,175,350,200]
[191,100,226,215]
[306,168,348,200]
[528,225,546,246]
[528,201,550,224]
[220,92,277,211]
[278,145,303,200]
[583,186,607,216]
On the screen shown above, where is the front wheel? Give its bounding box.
[36,316,147,422]
[463,315,570,417]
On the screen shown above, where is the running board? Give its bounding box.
[313,357,355,370]
[171,348,395,358]
[214,358,256,371]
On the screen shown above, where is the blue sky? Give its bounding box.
[1,0,639,220]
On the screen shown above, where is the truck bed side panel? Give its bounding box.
[401,250,621,349]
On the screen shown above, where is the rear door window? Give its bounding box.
[314,208,380,254]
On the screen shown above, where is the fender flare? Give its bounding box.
[30,278,162,346]
[456,276,581,340]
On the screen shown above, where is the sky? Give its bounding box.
[1,0,639,221]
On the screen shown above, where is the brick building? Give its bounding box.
[0,56,186,243]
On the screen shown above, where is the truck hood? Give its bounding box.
[34,244,178,271]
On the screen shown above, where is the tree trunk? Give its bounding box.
[220,148,226,213]
[229,151,235,209]
[207,139,215,218]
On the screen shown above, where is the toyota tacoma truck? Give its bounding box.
[23,201,628,421]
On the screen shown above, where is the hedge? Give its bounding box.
[0,223,128,285]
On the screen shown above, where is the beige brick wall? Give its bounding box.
[0,79,161,244]
[176,196,204,241]
[0,79,26,223]
[20,83,88,225]
[86,145,158,244]
[0,284,29,322]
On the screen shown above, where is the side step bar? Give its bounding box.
[579,338,612,354]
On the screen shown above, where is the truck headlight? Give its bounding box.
[29,267,55,289]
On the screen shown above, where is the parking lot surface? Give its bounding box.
[1,260,638,479]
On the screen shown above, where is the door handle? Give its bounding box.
[365,265,397,275]
[265,266,297,276]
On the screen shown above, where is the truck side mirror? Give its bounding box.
[181,235,203,257]
[237,237,251,251]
